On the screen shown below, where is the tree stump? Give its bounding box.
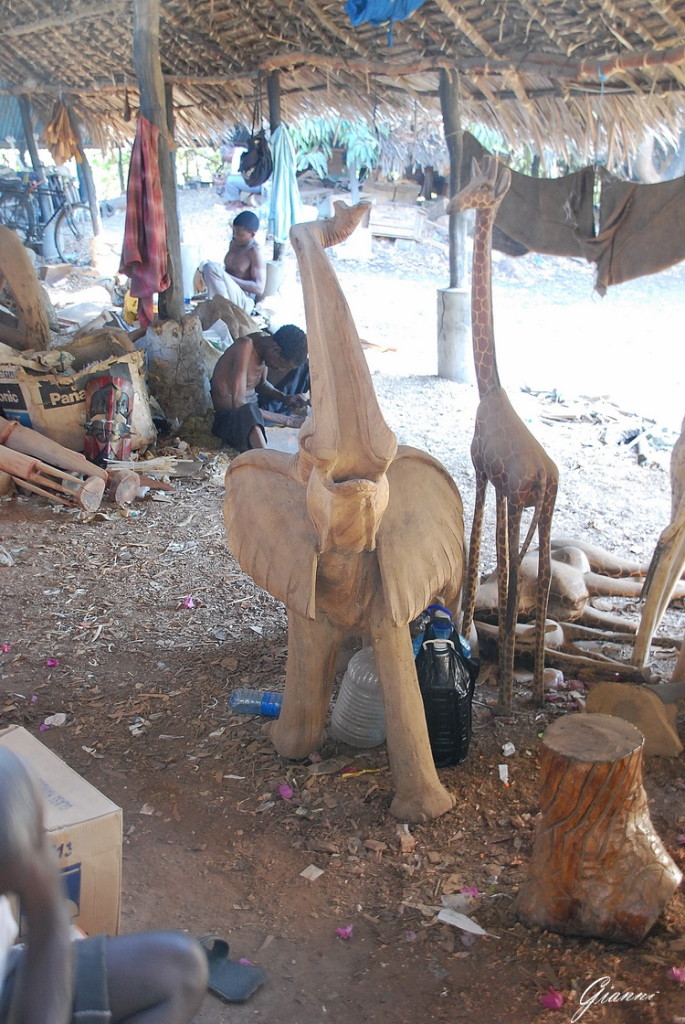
[514,712,681,944]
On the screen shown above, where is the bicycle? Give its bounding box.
[0,172,96,266]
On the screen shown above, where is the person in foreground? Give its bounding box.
[211,325,308,452]
[199,210,266,312]
[0,746,208,1024]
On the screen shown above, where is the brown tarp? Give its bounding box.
[460,132,685,294]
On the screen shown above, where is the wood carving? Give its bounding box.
[448,157,558,713]
[475,537,685,631]
[223,202,465,823]
[0,224,51,351]
[0,442,104,510]
[515,713,682,944]
[0,419,137,506]
[632,414,685,669]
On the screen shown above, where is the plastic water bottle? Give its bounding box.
[330,647,386,748]
[229,689,283,716]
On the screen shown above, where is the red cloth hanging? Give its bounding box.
[119,115,170,328]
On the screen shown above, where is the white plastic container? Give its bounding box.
[330,647,386,748]
[180,243,202,301]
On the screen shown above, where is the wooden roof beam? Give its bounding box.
[643,0,685,37]
[517,0,577,56]
[4,1,128,37]
[430,0,500,60]
[2,43,684,99]
[299,0,373,59]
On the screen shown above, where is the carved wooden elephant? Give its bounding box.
[223,203,465,823]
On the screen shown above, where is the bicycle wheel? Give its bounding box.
[0,193,36,245]
[54,203,96,265]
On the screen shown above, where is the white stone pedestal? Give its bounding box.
[437,287,473,384]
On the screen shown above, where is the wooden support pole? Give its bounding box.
[514,713,682,944]
[65,105,101,237]
[131,0,183,320]
[17,94,53,230]
[439,68,465,289]
[437,69,471,383]
[117,146,126,194]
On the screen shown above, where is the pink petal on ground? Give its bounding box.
[539,987,564,1009]
[668,967,685,983]
[238,958,254,966]
[182,595,195,609]
[278,783,294,800]
[460,886,480,897]
[1,643,10,652]
[335,925,354,940]
[44,658,60,667]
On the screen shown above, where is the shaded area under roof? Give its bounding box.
[1,1,684,169]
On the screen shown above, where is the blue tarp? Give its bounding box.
[345,0,425,28]
[268,124,302,246]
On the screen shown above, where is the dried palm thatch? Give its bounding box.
[1,1,685,170]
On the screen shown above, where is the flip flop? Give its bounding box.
[197,935,266,1003]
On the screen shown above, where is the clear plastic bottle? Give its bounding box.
[229,689,283,716]
[330,647,386,748]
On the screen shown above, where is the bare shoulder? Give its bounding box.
[250,243,266,268]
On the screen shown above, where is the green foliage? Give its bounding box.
[289,115,379,178]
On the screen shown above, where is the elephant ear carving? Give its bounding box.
[376,446,464,627]
[224,450,318,620]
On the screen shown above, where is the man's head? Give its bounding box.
[272,325,307,369]
[232,210,260,244]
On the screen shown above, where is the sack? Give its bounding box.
[415,608,478,767]
[239,131,273,188]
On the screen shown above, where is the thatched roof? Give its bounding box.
[2,1,685,168]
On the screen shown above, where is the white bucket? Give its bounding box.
[180,243,202,301]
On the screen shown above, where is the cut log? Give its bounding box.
[514,712,682,944]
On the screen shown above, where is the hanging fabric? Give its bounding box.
[345,0,426,44]
[268,124,301,245]
[119,115,169,329]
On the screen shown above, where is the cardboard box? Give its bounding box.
[0,726,122,936]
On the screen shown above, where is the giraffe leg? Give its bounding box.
[499,502,523,713]
[462,471,487,641]
[533,481,557,703]
[495,492,513,712]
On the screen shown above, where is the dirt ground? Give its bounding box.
[1,188,684,1023]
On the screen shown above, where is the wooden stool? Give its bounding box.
[514,712,682,944]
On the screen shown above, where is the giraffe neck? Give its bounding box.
[471,206,501,398]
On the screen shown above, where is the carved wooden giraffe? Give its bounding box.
[448,157,559,712]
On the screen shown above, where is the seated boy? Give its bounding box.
[210,325,308,452]
[199,210,266,312]
[0,746,208,1024]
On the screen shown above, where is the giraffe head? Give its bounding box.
[447,155,511,216]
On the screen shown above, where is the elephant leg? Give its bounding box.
[265,611,345,760]
[370,615,455,824]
